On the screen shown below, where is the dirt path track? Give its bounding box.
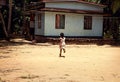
[0,39,120,82]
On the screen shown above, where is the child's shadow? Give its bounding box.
[59,56,65,58]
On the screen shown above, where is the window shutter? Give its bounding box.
[55,14,60,29]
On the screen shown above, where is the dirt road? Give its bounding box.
[0,39,120,82]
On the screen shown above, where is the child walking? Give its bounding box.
[59,33,66,57]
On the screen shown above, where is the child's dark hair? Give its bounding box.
[60,33,64,38]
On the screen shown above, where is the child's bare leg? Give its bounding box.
[63,48,66,53]
[59,49,62,57]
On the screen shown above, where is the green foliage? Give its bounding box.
[104,31,113,39]
[112,0,120,14]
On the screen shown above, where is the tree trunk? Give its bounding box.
[7,0,12,34]
[22,0,27,37]
[0,12,8,38]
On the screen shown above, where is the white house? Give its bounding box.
[28,0,106,41]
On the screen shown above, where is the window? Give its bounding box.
[84,16,92,30]
[55,14,65,29]
[38,14,42,29]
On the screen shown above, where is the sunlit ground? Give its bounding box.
[0,39,120,82]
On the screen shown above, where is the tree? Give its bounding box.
[0,0,12,40]
[85,0,120,40]
[0,0,9,40]
[7,0,13,34]
[0,11,8,38]
[111,0,120,14]
[101,0,120,40]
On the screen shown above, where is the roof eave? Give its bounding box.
[39,7,105,15]
[40,0,106,8]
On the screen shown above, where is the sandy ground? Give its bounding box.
[0,39,120,82]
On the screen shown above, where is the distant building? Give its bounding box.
[27,0,107,41]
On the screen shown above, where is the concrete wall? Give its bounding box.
[44,11,103,37]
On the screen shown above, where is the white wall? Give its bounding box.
[44,12,103,37]
[45,2,103,12]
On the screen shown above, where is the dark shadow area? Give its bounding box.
[44,38,120,47]
[95,39,120,47]
[0,39,32,47]
[49,38,120,47]
[0,41,29,47]
[0,38,53,48]
[0,38,120,47]
[0,56,11,59]
[0,69,21,74]
[19,75,39,79]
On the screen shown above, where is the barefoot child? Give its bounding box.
[59,33,66,57]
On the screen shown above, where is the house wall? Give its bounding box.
[44,11,103,37]
[45,2,103,12]
[35,12,45,35]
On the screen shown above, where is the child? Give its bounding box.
[59,33,66,57]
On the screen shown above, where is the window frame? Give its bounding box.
[55,14,65,29]
[84,16,92,30]
[38,14,42,29]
